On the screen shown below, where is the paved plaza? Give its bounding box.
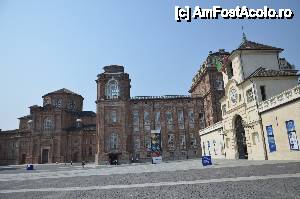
[0,159,300,198]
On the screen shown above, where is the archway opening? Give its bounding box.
[234,115,248,159]
[109,153,119,165]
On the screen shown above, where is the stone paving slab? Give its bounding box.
[0,159,299,182]
[1,161,300,191]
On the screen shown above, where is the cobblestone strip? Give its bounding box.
[1,173,300,194]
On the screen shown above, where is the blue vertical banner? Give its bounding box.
[266,125,276,152]
[285,120,299,151]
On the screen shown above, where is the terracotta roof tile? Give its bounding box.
[238,40,283,51]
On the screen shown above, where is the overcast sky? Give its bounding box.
[0,0,299,130]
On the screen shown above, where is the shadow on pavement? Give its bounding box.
[0,167,19,172]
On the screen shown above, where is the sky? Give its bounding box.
[0,0,299,130]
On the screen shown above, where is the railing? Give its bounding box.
[131,95,192,100]
[258,84,300,113]
[199,121,222,136]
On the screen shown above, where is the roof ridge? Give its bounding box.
[238,40,282,51]
[43,88,82,98]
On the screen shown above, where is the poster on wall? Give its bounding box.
[151,129,162,164]
[285,120,300,151]
[266,125,277,152]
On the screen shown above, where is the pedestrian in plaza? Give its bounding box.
[70,160,73,166]
[82,161,85,168]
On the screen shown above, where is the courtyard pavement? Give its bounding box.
[0,159,300,198]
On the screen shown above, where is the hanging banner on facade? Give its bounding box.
[266,125,277,152]
[151,129,162,164]
[285,120,300,150]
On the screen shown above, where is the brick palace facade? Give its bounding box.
[0,50,227,165]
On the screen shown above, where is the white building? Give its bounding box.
[200,34,299,160]
[199,121,225,159]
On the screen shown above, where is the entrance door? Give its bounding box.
[21,154,26,164]
[109,154,118,165]
[235,115,248,159]
[42,149,49,164]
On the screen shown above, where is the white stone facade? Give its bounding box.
[199,121,226,159]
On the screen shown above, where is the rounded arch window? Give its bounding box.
[105,79,120,99]
[44,117,53,130]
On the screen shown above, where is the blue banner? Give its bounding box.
[285,120,299,151]
[266,125,276,152]
[286,120,295,132]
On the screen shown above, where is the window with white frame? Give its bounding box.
[199,112,205,128]
[43,97,51,106]
[180,134,186,149]
[166,111,173,124]
[168,133,175,148]
[67,100,76,110]
[110,133,118,150]
[54,98,62,108]
[177,110,184,129]
[213,140,217,155]
[155,111,161,130]
[133,110,139,134]
[222,104,227,116]
[133,110,139,125]
[144,111,150,125]
[111,110,117,123]
[190,133,197,147]
[188,109,195,128]
[44,117,53,130]
[105,79,120,99]
[145,138,151,151]
[246,88,254,102]
[134,136,140,151]
[215,79,223,90]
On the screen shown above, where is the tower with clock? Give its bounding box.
[220,34,298,160]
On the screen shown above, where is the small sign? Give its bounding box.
[152,156,162,164]
[202,156,212,166]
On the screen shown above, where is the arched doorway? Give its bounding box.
[109,153,119,165]
[41,149,49,164]
[234,115,248,159]
[72,152,79,162]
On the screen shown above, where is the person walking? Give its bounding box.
[82,161,85,168]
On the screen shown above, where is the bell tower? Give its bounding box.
[96,65,131,101]
[95,65,131,164]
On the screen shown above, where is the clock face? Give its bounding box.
[230,88,238,104]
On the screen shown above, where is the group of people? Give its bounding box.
[60,160,86,168]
